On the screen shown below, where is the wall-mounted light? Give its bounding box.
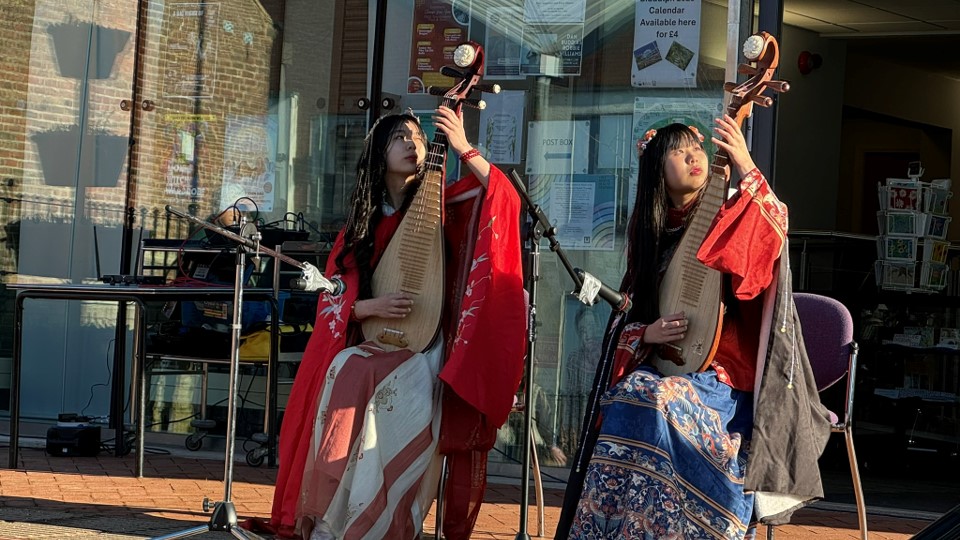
[798,51,823,75]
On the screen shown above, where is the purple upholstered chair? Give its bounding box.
[773,293,867,540]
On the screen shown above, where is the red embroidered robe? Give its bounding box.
[266,167,525,537]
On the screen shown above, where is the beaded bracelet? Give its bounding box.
[459,148,481,163]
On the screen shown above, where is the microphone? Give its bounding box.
[574,268,632,313]
[291,263,346,295]
[290,276,346,295]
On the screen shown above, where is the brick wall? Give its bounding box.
[0,0,278,360]
[0,1,276,246]
[129,0,276,226]
[0,0,37,280]
[0,0,38,359]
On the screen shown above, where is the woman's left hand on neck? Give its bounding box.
[711,114,758,179]
[433,106,490,187]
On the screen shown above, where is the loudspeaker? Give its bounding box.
[45,425,101,457]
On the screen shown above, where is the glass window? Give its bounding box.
[1,2,138,419]
[1,0,754,463]
[378,0,747,470]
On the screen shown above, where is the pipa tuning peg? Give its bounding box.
[764,80,790,93]
[476,83,501,94]
[440,65,464,79]
[750,94,774,107]
[427,86,450,96]
[462,98,486,110]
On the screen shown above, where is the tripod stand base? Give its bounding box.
[151,501,265,539]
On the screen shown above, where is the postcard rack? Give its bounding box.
[875,162,952,292]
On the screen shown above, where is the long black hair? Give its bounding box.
[623,123,705,323]
[335,113,426,298]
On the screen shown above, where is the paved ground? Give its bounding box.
[0,442,941,539]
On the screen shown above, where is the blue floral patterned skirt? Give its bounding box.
[569,367,755,540]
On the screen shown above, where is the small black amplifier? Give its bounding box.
[45,425,101,457]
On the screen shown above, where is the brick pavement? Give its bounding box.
[0,445,936,539]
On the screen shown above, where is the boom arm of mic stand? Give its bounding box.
[165,205,263,253]
[165,205,343,294]
[506,169,583,291]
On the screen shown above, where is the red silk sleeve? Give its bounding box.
[697,169,788,300]
[610,323,649,388]
[440,166,527,427]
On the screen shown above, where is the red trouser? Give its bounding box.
[441,449,489,540]
[439,389,498,540]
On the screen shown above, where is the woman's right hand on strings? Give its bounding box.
[353,293,414,320]
[643,312,688,344]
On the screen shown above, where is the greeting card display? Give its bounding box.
[874,164,953,293]
[937,328,960,348]
[878,236,916,261]
[878,211,923,237]
[921,262,948,291]
[926,214,951,240]
[923,180,952,215]
[885,185,921,211]
[875,260,916,291]
[904,326,935,348]
[923,240,950,264]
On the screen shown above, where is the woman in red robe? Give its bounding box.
[556,118,830,539]
[255,108,526,539]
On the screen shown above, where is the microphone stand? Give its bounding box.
[151,208,267,540]
[506,169,582,540]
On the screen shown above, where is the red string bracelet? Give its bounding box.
[459,148,481,163]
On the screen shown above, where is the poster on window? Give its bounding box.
[220,115,277,212]
[524,0,586,23]
[485,5,524,78]
[631,0,702,88]
[407,0,471,94]
[163,113,215,197]
[484,0,585,79]
[628,97,723,210]
[528,174,616,250]
[478,90,525,163]
[163,3,221,98]
[520,24,583,76]
[525,120,590,175]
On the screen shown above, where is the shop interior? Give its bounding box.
[773,0,960,515]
